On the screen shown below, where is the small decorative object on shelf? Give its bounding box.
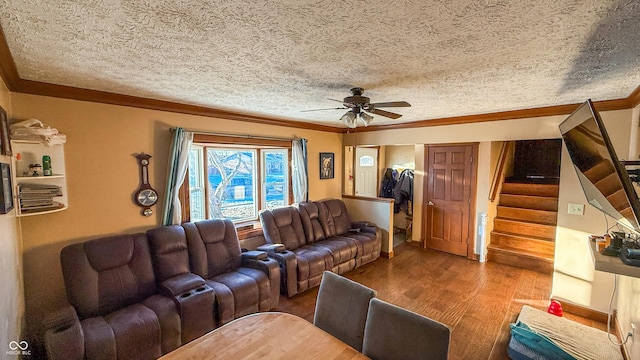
[133,153,158,217]
[28,163,42,176]
[43,155,52,176]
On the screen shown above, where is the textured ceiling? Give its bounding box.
[1,0,639,127]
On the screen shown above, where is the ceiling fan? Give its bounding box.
[303,87,411,128]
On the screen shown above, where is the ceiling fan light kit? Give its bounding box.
[340,111,358,128]
[306,87,411,128]
[359,111,374,126]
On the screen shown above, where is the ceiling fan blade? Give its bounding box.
[328,98,347,103]
[367,108,403,119]
[369,101,411,108]
[301,107,346,112]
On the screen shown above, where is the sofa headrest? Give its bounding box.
[194,218,236,244]
[320,199,352,235]
[183,218,242,279]
[299,202,328,243]
[147,225,190,282]
[84,234,138,271]
[60,233,157,318]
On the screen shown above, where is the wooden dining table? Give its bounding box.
[159,312,370,359]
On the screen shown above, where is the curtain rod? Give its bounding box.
[170,127,300,142]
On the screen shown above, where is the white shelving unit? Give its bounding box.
[10,140,68,216]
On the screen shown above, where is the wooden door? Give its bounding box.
[424,144,478,257]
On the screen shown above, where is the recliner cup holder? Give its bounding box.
[173,284,215,343]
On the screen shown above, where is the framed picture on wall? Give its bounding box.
[0,106,11,156]
[320,152,334,179]
[0,163,13,214]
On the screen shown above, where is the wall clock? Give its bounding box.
[133,153,158,216]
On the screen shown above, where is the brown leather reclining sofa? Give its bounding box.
[258,199,381,297]
[43,218,280,360]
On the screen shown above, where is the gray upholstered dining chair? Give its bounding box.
[363,298,451,360]
[313,271,377,351]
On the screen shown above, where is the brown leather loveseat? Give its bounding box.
[44,219,280,360]
[259,198,381,297]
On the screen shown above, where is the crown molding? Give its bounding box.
[0,26,638,135]
[627,84,640,109]
[351,97,633,133]
[0,26,20,89]
[12,79,343,133]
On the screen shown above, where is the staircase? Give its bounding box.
[487,182,559,273]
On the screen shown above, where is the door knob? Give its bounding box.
[428,201,435,206]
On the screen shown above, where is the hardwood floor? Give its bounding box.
[276,242,607,360]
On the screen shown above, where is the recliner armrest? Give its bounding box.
[257,243,287,253]
[160,273,215,343]
[351,221,372,229]
[241,250,268,260]
[261,250,298,297]
[240,255,281,309]
[44,305,84,360]
[160,272,206,297]
[359,225,378,235]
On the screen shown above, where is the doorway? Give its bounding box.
[510,139,562,184]
[423,143,478,257]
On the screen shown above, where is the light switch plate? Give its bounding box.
[568,203,584,215]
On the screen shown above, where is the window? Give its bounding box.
[359,155,375,167]
[188,146,205,221]
[186,135,291,224]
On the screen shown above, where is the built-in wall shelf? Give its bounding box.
[589,240,640,278]
[10,140,68,217]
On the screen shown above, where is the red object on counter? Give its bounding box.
[547,300,563,317]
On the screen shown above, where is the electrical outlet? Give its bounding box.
[632,323,636,339]
[568,203,585,215]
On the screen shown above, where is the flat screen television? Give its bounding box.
[559,99,640,234]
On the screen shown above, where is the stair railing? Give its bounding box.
[489,141,513,202]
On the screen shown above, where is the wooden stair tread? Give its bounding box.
[493,216,557,229]
[487,244,554,262]
[490,231,555,256]
[501,183,560,197]
[490,230,555,244]
[493,218,556,240]
[496,206,558,225]
[498,194,559,212]
[494,217,556,227]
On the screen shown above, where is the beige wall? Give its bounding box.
[383,145,414,231]
[0,79,24,356]
[342,197,394,256]
[384,145,415,169]
[11,93,343,352]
